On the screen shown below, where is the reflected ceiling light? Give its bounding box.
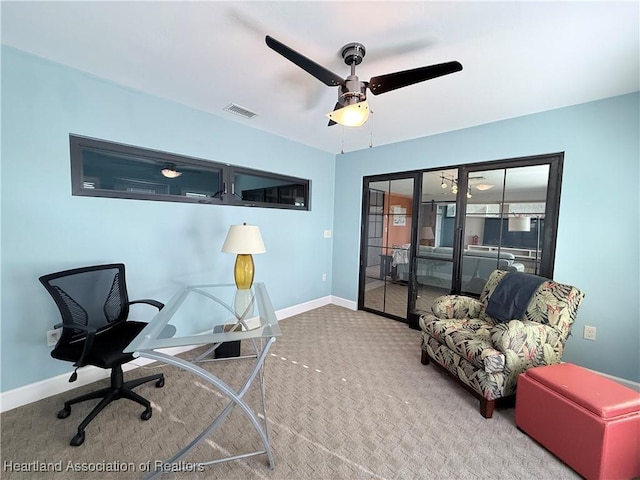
[326,100,370,127]
[440,174,482,198]
[161,164,182,178]
[440,174,448,189]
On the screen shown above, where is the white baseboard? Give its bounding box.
[330,295,357,310]
[0,296,349,412]
[274,295,332,320]
[0,345,196,413]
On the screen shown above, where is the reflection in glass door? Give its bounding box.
[361,177,415,320]
[460,165,550,295]
[410,162,557,322]
[413,170,458,314]
[361,153,563,329]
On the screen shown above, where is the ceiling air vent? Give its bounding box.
[223,103,259,119]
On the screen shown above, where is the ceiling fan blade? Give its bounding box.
[266,36,344,87]
[368,61,463,96]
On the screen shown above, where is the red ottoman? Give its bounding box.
[516,363,640,480]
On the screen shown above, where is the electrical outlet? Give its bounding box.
[47,328,61,346]
[583,325,597,341]
[322,273,327,282]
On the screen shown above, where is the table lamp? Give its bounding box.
[221,223,266,289]
[420,226,435,246]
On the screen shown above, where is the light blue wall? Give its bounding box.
[1,47,336,392]
[2,45,638,393]
[333,93,640,383]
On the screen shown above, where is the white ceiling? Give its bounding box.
[2,1,638,154]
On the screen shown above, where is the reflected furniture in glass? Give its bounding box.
[395,245,525,293]
[39,263,166,447]
[419,269,584,418]
[125,283,281,478]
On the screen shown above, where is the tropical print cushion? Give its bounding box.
[420,317,504,373]
[431,295,483,319]
[422,334,506,400]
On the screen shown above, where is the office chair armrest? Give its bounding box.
[55,323,97,368]
[129,299,164,310]
[76,331,97,368]
[57,323,94,334]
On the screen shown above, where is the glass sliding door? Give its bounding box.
[361,153,563,329]
[413,170,459,314]
[460,163,552,295]
[360,176,416,320]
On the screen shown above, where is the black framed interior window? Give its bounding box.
[70,134,310,210]
[368,189,384,238]
[232,168,309,208]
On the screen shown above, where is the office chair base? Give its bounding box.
[58,367,164,446]
[70,431,85,447]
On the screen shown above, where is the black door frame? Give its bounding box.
[358,152,564,328]
[357,171,421,323]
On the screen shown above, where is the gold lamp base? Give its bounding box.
[234,254,255,289]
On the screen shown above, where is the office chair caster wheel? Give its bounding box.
[141,408,152,421]
[156,377,165,388]
[70,431,85,447]
[57,406,71,419]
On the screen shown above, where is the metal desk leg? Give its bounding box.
[139,336,276,479]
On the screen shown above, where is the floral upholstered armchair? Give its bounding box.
[419,269,585,418]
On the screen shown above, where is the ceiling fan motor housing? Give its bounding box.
[341,42,366,66]
[339,75,367,106]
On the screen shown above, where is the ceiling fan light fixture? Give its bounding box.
[325,100,370,127]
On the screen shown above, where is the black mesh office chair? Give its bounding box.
[39,263,165,446]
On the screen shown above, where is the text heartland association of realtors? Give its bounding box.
[2,460,206,473]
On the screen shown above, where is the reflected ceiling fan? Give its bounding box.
[265,35,462,127]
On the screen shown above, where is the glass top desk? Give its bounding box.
[125,282,281,478]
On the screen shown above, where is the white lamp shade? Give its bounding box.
[420,226,435,240]
[508,217,531,232]
[325,101,370,127]
[221,224,266,254]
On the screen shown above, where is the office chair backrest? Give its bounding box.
[39,263,130,341]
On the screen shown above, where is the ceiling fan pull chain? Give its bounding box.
[369,111,375,148]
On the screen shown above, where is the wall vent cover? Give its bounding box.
[223,103,259,119]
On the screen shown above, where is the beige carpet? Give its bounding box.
[1,305,578,479]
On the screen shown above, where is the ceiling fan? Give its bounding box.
[265,35,462,127]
